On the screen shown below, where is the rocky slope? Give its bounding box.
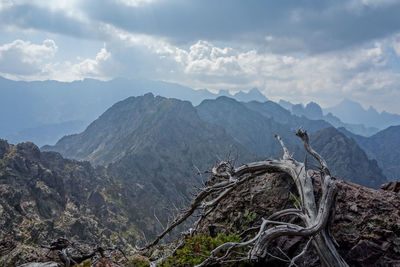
[309,127,387,188]
[339,126,400,181]
[0,140,137,266]
[194,172,400,266]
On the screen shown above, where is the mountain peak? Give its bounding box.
[233,88,268,103]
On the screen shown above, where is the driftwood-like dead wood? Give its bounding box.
[142,129,348,267]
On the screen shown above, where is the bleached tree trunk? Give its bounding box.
[142,129,348,267]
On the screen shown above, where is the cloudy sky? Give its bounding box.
[1,0,400,112]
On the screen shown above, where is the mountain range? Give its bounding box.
[281,98,400,132]
[280,100,379,136]
[325,99,400,130]
[0,77,266,146]
[1,87,399,265]
[42,94,255,240]
[44,94,388,190]
[195,97,386,188]
[3,76,400,147]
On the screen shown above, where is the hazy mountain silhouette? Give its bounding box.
[281,100,378,136]
[339,126,400,181]
[325,99,400,130]
[232,88,268,103]
[0,76,267,145]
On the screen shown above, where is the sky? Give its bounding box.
[1,0,400,113]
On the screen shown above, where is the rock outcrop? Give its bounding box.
[195,171,399,266]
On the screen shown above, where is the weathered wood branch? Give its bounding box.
[143,129,348,267]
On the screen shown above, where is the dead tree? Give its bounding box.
[141,129,348,267]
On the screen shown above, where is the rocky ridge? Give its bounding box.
[0,140,137,265]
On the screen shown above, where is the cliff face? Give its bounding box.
[0,140,136,265]
[196,172,400,266]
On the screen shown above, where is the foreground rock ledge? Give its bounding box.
[191,172,400,266]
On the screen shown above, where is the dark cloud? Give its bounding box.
[2,1,400,53]
[80,0,400,53]
[0,4,99,40]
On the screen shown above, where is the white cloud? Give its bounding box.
[92,28,399,112]
[392,34,400,56]
[348,0,398,10]
[0,0,14,11]
[44,46,116,82]
[116,0,158,7]
[0,38,116,81]
[150,39,398,111]
[71,47,113,79]
[0,39,57,76]
[1,19,399,112]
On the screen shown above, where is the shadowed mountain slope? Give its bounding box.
[43,93,253,166]
[309,127,387,188]
[243,100,332,133]
[196,97,386,188]
[42,94,255,237]
[196,97,297,158]
[339,126,400,181]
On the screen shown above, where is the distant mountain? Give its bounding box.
[292,102,323,120]
[244,100,331,133]
[278,99,294,111]
[325,99,400,130]
[43,93,252,165]
[0,76,267,145]
[196,97,386,188]
[232,88,268,103]
[4,120,88,147]
[290,101,378,136]
[309,127,386,188]
[196,97,298,158]
[0,140,137,264]
[339,126,400,181]
[42,94,254,235]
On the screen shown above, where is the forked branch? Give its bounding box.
[143,129,348,267]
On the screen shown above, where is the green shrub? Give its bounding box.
[161,233,247,267]
[126,257,150,267]
[74,259,91,267]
